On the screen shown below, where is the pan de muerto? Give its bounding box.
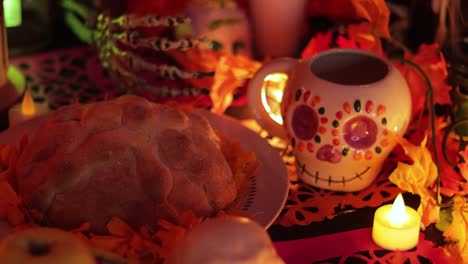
[14,95,238,233]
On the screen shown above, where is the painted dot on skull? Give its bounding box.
[315,135,321,143]
[342,147,349,156]
[365,150,373,160]
[354,100,361,112]
[336,111,343,120]
[365,100,374,113]
[319,126,326,134]
[343,102,352,114]
[381,118,387,126]
[332,120,339,128]
[291,105,319,140]
[353,152,362,160]
[380,138,389,147]
[312,96,320,105]
[343,115,378,150]
[318,107,325,115]
[295,89,302,101]
[331,129,339,136]
[320,117,328,124]
[375,146,382,153]
[377,105,386,116]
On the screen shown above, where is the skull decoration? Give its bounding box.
[248,49,412,192]
[180,0,253,57]
[283,89,401,192]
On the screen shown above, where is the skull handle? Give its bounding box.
[247,57,297,139]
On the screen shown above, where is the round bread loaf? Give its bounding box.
[15,95,237,233]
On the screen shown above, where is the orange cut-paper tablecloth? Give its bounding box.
[242,120,403,227]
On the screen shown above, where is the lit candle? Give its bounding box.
[372,193,421,251]
[8,91,49,127]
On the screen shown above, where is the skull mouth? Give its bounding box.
[295,158,371,187]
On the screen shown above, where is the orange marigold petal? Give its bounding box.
[90,235,128,252]
[107,217,136,237]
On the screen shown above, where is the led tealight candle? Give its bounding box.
[8,91,49,127]
[372,193,421,251]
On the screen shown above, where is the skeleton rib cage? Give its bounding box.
[90,13,214,98]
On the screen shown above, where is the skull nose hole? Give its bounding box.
[317,144,342,163]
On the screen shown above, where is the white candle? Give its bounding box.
[372,193,421,251]
[8,91,49,127]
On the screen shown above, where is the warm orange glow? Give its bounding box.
[388,193,408,226]
[21,91,35,116]
[260,73,288,125]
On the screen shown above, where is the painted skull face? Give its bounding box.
[279,50,411,192]
[184,1,252,57]
[283,90,393,191]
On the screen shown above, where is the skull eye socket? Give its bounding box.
[233,41,246,54]
[209,40,223,51]
[292,105,318,140]
[343,116,377,150]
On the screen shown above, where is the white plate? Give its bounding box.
[0,110,288,230]
[197,110,289,228]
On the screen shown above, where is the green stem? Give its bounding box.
[394,57,445,206]
[62,0,93,20]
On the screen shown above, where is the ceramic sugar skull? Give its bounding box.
[180,0,253,57]
[248,49,412,192]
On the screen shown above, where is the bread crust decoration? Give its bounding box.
[15,95,237,234]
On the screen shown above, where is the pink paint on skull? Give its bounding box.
[292,105,318,140]
[343,116,377,150]
[316,144,342,163]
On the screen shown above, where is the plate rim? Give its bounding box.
[196,110,289,229]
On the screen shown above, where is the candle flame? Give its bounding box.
[388,193,408,226]
[260,73,287,125]
[21,91,36,116]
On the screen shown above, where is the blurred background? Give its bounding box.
[4,0,465,57]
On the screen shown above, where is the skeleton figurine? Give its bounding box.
[179,0,253,57]
[63,0,216,102]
